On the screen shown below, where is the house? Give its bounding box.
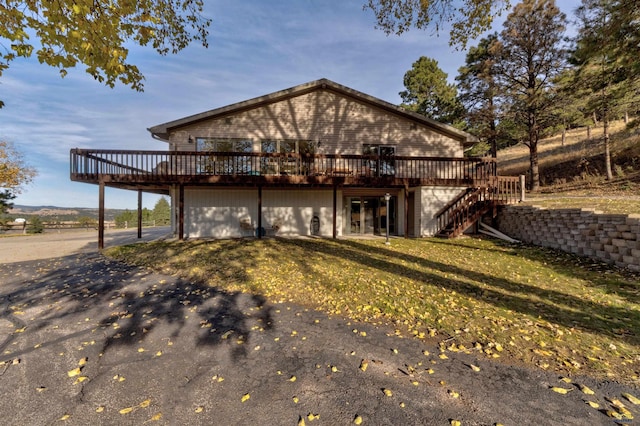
[70,78,521,248]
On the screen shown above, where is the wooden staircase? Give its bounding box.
[435,176,522,238]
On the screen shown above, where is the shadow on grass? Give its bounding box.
[274,237,639,347]
[426,237,640,305]
[0,245,273,363]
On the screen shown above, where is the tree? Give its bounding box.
[571,0,640,180]
[495,0,567,190]
[0,0,210,106]
[400,56,464,125]
[78,216,97,229]
[364,0,512,48]
[0,140,36,213]
[114,210,136,228]
[456,34,501,157]
[152,197,171,226]
[26,215,44,234]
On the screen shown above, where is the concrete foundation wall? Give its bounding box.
[496,205,640,272]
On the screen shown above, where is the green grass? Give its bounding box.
[523,197,640,215]
[106,236,640,385]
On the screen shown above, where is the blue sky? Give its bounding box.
[0,0,581,209]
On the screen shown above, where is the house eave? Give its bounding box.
[147,78,478,145]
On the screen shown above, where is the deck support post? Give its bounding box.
[519,175,526,202]
[332,184,337,239]
[98,180,105,250]
[137,189,142,239]
[404,185,409,238]
[178,184,184,240]
[258,186,263,239]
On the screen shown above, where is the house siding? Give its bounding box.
[183,188,340,239]
[419,186,468,237]
[167,90,463,157]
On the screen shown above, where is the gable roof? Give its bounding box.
[148,78,477,145]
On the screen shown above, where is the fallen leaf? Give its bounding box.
[194,406,204,413]
[59,414,70,421]
[119,407,134,414]
[78,357,88,366]
[139,399,151,408]
[450,420,461,426]
[585,401,600,409]
[469,364,480,372]
[622,392,640,405]
[307,413,319,421]
[293,396,299,403]
[359,359,369,372]
[560,377,571,383]
[289,375,297,382]
[353,414,363,424]
[298,416,306,426]
[383,388,393,397]
[67,367,82,377]
[149,413,163,421]
[241,393,251,402]
[73,376,88,384]
[578,384,595,395]
[448,390,460,398]
[551,387,572,394]
[96,406,105,413]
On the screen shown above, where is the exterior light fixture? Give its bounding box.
[384,193,391,245]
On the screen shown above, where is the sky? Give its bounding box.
[0,0,582,210]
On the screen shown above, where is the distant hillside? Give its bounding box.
[497,120,640,195]
[8,205,129,221]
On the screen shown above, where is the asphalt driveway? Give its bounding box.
[0,231,637,425]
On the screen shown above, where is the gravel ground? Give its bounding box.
[0,229,638,425]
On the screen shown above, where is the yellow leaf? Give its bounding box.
[149,413,163,421]
[138,348,145,353]
[451,420,461,426]
[119,407,134,414]
[411,381,419,386]
[608,398,626,408]
[307,413,319,420]
[60,414,70,421]
[139,399,151,408]
[359,359,369,372]
[551,387,572,394]
[439,354,448,360]
[383,388,393,397]
[241,393,250,402]
[289,375,297,382]
[14,327,26,333]
[353,414,363,424]
[155,351,162,357]
[560,377,571,383]
[293,396,299,403]
[495,343,503,352]
[78,357,88,366]
[96,406,105,413]
[606,410,623,419]
[331,365,338,373]
[469,364,480,372]
[194,406,203,413]
[622,392,640,405]
[67,367,81,377]
[579,384,595,395]
[448,390,460,398]
[586,401,600,409]
[73,376,88,384]
[298,416,306,426]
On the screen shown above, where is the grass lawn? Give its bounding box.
[106,236,640,385]
[523,197,640,215]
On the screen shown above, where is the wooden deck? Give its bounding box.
[70,149,499,189]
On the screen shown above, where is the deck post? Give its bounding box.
[137,189,142,239]
[519,175,526,202]
[98,181,105,250]
[258,186,263,239]
[404,185,409,238]
[332,184,337,239]
[178,184,184,240]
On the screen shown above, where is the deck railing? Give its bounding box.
[70,149,497,183]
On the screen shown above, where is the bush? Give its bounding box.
[26,216,44,234]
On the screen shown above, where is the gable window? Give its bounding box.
[195,137,253,174]
[363,144,395,176]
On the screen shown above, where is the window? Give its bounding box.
[196,137,253,153]
[362,144,395,176]
[195,137,253,174]
[260,139,315,155]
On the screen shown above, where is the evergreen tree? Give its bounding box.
[496,0,567,190]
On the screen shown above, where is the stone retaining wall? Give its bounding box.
[495,205,640,272]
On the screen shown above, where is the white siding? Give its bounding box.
[419,186,468,237]
[183,188,340,239]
